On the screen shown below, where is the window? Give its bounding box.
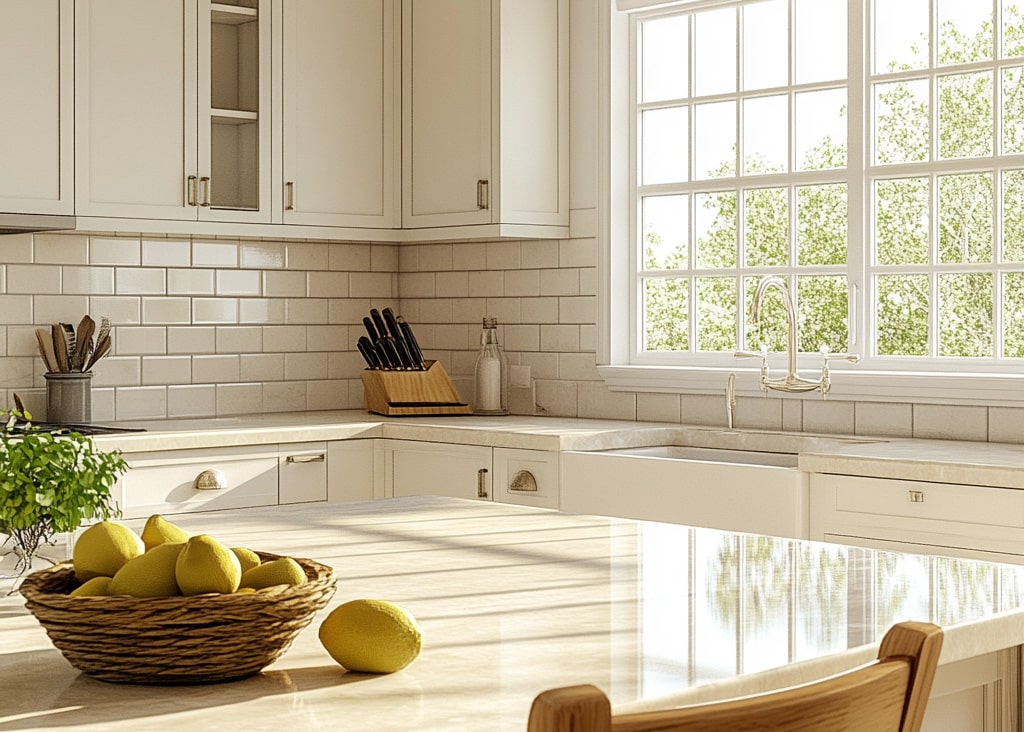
[609,0,1024,399]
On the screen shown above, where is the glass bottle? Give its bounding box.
[474,317,508,415]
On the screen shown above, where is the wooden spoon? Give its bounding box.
[35,328,59,372]
[72,315,95,372]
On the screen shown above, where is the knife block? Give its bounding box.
[361,361,473,416]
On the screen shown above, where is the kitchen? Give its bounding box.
[4,0,1024,730]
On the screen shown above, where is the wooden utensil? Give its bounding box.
[85,335,111,372]
[51,324,69,372]
[35,328,59,372]
[72,315,95,372]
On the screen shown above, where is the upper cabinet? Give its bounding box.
[0,0,73,216]
[75,0,271,223]
[279,0,399,228]
[401,0,568,238]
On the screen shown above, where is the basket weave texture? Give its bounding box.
[19,551,336,685]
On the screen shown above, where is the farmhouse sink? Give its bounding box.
[604,445,799,468]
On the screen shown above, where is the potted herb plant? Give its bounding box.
[0,409,128,583]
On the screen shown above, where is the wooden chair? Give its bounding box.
[527,621,942,732]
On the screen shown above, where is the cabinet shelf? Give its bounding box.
[211,3,257,25]
[212,108,258,124]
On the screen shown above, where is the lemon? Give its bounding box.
[141,514,190,551]
[175,534,242,595]
[73,520,145,582]
[319,599,422,674]
[239,556,306,589]
[109,541,185,597]
[231,547,262,574]
[70,576,113,597]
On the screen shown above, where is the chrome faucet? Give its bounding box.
[736,275,860,397]
[725,372,736,429]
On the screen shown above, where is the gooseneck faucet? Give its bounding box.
[736,275,860,397]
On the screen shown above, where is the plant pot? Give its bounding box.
[45,372,93,424]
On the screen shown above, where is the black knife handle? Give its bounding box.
[392,335,415,369]
[357,336,381,369]
[381,307,401,338]
[362,316,380,342]
[397,316,426,369]
[372,339,392,369]
[370,309,388,342]
[380,336,403,370]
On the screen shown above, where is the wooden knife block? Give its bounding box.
[361,360,473,416]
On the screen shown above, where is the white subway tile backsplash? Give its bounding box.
[239,297,286,324]
[435,271,469,298]
[92,356,141,387]
[89,296,141,325]
[240,353,285,382]
[350,272,393,298]
[521,239,560,269]
[329,243,372,272]
[855,402,913,438]
[535,379,578,417]
[559,352,600,381]
[540,268,579,296]
[167,268,215,295]
[90,237,141,266]
[914,404,989,441]
[308,271,350,298]
[239,241,285,269]
[216,269,261,297]
[0,357,34,388]
[114,386,167,420]
[307,325,347,350]
[504,324,540,352]
[483,298,521,324]
[0,295,32,325]
[216,326,263,354]
[486,241,521,270]
[504,269,540,297]
[116,326,167,355]
[558,295,596,324]
[803,400,855,435]
[398,272,435,298]
[285,298,329,325]
[116,267,166,295]
[35,234,87,264]
[990,407,1024,445]
[167,384,216,418]
[167,326,216,354]
[468,270,504,297]
[371,245,399,272]
[306,379,349,410]
[142,355,192,385]
[541,324,579,353]
[521,297,560,325]
[452,242,487,270]
[263,270,307,298]
[559,238,597,268]
[285,352,328,381]
[62,266,114,295]
[193,354,240,383]
[7,264,60,294]
[329,351,364,379]
[263,381,307,412]
[216,383,263,415]
[286,242,329,271]
[193,298,238,324]
[417,244,453,271]
[193,240,238,267]
[2,234,34,264]
[36,295,92,325]
[142,239,191,267]
[262,325,306,352]
[637,392,682,423]
[142,297,191,325]
[328,298,371,325]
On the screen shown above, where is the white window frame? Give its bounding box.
[597,0,1024,405]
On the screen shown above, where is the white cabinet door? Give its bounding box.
[327,440,375,502]
[492,448,559,509]
[76,0,271,223]
[0,0,73,215]
[401,0,568,235]
[281,0,398,228]
[401,0,491,228]
[383,439,492,500]
[278,441,327,504]
[76,0,198,220]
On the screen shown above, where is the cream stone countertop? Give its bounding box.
[4,496,1024,731]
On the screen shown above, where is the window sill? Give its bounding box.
[597,364,1024,405]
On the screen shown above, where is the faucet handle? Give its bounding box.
[820,350,861,365]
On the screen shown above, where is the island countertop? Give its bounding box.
[4,497,1024,731]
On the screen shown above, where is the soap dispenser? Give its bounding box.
[474,317,508,415]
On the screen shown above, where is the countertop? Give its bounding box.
[4,496,1024,731]
[90,409,1024,489]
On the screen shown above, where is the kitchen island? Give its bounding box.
[2,497,1023,731]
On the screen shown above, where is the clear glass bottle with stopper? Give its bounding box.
[474,317,508,415]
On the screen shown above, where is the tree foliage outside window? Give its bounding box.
[636,0,1024,365]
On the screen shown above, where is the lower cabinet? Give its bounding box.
[278,441,327,504]
[378,439,559,509]
[809,472,1024,564]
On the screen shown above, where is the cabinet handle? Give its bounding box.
[509,470,538,492]
[199,176,212,207]
[908,490,925,503]
[285,181,295,211]
[187,175,198,207]
[286,454,325,463]
[477,179,489,210]
[477,468,489,498]
[194,468,227,491]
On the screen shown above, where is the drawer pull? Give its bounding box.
[477,468,489,498]
[286,454,325,464]
[908,490,925,503]
[194,469,227,491]
[509,470,538,492]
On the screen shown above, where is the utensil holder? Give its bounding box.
[361,361,473,416]
[45,372,92,424]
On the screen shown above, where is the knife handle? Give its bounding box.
[372,339,392,369]
[363,316,380,342]
[397,316,426,370]
[381,307,401,338]
[357,336,381,369]
[391,335,415,370]
[380,336,404,370]
[370,309,388,342]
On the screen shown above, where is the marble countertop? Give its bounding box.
[88,409,1024,489]
[3,497,1024,731]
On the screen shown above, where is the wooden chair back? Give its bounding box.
[527,621,942,732]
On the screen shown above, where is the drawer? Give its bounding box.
[118,446,279,519]
[829,474,1024,529]
[279,442,328,504]
[492,448,559,509]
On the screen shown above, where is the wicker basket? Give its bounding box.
[19,551,336,684]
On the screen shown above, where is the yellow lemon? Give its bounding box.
[70,576,113,597]
[141,514,190,551]
[318,599,422,674]
[239,556,306,590]
[73,520,145,582]
[231,547,262,574]
[109,541,185,597]
[175,534,242,595]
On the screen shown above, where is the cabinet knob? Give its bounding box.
[285,181,295,211]
[199,176,212,207]
[477,468,489,498]
[194,468,227,491]
[187,175,198,207]
[908,490,925,503]
[476,179,489,210]
[509,470,538,492]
